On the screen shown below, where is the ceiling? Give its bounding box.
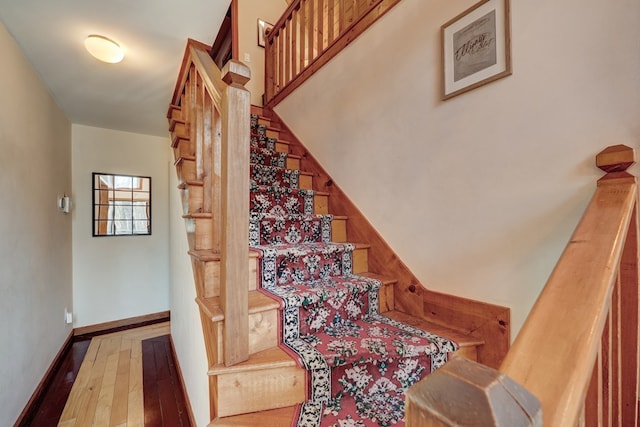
[0,0,231,137]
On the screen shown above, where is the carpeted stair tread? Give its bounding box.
[261,273,380,309]
[251,146,288,168]
[254,242,355,286]
[303,314,452,368]
[250,184,316,216]
[251,134,277,151]
[250,163,301,188]
[297,393,412,427]
[250,213,333,246]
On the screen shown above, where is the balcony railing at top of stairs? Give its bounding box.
[169,39,251,367]
[264,0,402,107]
[405,145,640,427]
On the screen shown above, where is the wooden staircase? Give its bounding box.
[168,41,509,426]
[171,108,492,425]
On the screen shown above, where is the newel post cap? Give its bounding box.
[596,144,635,173]
[405,357,542,426]
[221,60,251,86]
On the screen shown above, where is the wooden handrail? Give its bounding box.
[406,145,639,426]
[170,40,251,367]
[264,0,402,106]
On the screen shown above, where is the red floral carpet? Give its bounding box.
[249,116,457,426]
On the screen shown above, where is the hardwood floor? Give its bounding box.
[25,322,191,427]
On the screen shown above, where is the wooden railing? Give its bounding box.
[264,0,401,106]
[169,40,251,366]
[406,145,639,426]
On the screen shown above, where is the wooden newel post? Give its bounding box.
[405,357,542,426]
[220,59,251,366]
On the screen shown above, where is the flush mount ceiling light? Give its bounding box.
[84,35,124,63]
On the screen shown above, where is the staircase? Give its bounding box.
[167,40,508,427]
[169,96,489,426]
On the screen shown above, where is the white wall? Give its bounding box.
[168,160,210,426]
[0,22,72,425]
[72,125,170,327]
[237,0,289,105]
[276,0,640,336]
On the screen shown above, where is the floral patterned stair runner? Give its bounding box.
[249,115,457,426]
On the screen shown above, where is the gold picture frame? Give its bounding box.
[442,0,512,100]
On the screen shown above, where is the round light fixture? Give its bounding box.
[84,35,124,63]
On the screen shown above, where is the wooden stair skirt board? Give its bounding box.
[168,96,510,425]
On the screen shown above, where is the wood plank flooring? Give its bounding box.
[26,322,191,427]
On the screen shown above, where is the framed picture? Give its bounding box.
[442,0,511,100]
[257,19,273,48]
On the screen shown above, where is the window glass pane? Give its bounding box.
[113,203,133,221]
[133,220,150,234]
[114,176,133,189]
[132,202,149,220]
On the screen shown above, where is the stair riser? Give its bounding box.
[299,174,313,190]
[168,105,183,122]
[192,218,213,250]
[213,366,306,417]
[332,218,347,242]
[200,258,258,298]
[206,308,280,365]
[177,159,196,182]
[173,139,193,159]
[172,121,187,137]
[172,134,189,150]
[286,157,300,170]
[314,194,328,214]
[379,282,395,313]
[353,247,368,274]
[187,185,204,213]
[276,142,289,153]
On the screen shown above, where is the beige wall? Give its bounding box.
[168,160,210,426]
[0,22,72,425]
[276,0,640,336]
[237,0,289,105]
[71,125,170,327]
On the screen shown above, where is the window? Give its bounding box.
[93,173,151,236]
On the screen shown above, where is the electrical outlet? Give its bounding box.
[243,53,251,63]
[64,308,73,325]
